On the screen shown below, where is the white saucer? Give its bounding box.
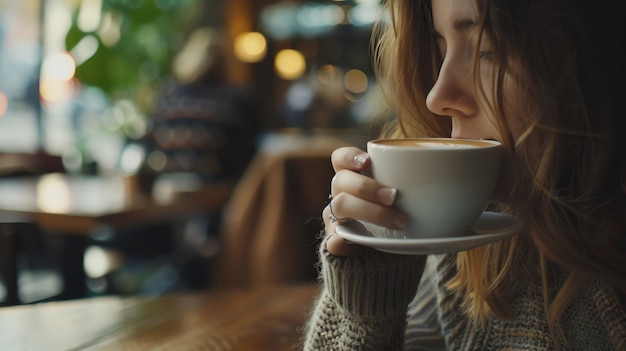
[335,212,524,255]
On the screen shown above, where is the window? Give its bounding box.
[0,0,42,152]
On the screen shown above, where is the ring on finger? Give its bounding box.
[328,194,352,223]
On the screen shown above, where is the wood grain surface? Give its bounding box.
[0,284,319,350]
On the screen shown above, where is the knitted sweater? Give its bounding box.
[303,250,626,350]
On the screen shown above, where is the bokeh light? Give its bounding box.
[36,174,73,213]
[98,11,122,47]
[40,52,78,102]
[317,64,341,85]
[275,49,306,80]
[344,69,369,94]
[348,4,381,27]
[147,150,167,172]
[84,245,123,279]
[41,52,76,81]
[234,32,267,63]
[297,4,344,28]
[119,143,145,174]
[77,0,103,33]
[71,34,99,65]
[0,92,8,117]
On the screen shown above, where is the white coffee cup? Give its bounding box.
[367,138,502,238]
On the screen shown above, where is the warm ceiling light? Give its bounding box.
[234,32,267,63]
[275,49,306,80]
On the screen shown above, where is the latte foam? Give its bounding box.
[373,139,492,149]
[411,141,481,148]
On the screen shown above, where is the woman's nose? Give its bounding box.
[425,59,478,118]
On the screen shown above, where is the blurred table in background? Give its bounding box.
[216,130,363,289]
[0,173,233,234]
[0,173,233,304]
[0,284,318,351]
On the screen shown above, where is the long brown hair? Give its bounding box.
[372,0,626,336]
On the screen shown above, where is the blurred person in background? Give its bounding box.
[144,27,259,183]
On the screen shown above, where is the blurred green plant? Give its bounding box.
[65,0,200,114]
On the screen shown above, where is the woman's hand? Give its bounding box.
[322,146,410,256]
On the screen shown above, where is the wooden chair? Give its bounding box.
[0,151,64,306]
[0,214,35,306]
[215,132,357,289]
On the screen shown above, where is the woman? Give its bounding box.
[303,0,625,349]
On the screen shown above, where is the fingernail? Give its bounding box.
[376,187,397,206]
[353,153,368,167]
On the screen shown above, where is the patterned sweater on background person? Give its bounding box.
[303,252,626,350]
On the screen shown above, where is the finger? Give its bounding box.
[322,205,332,227]
[331,169,397,207]
[322,204,338,228]
[331,147,370,173]
[321,207,372,257]
[325,234,373,256]
[330,192,409,230]
[323,204,376,257]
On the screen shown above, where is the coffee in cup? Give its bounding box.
[367,138,502,238]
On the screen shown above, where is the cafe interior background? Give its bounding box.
[0,0,386,304]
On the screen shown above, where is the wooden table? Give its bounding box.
[0,173,233,304]
[0,173,233,234]
[0,284,318,350]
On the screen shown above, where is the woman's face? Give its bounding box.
[426,0,524,141]
[426,0,525,201]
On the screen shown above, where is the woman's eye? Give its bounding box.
[478,50,494,60]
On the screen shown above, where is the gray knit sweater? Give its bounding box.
[303,251,626,350]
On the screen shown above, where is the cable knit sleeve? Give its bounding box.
[303,243,427,350]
